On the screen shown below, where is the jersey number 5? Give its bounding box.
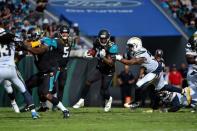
[63,47,70,58]
[0,44,11,58]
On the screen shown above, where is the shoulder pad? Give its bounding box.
[108,43,118,54]
[134,48,146,56]
[41,37,57,48]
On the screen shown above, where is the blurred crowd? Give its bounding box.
[0,0,82,49]
[160,0,197,32]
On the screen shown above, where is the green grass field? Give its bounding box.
[0,107,197,131]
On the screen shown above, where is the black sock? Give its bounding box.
[50,97,59,105]
[22,91,34,106]
[81,84,91,99]
[7,92,15,101]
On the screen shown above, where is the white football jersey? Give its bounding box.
[173,87,197,107]
[133,47,158,73]
[0,43,15,66]
[187,65,197,89]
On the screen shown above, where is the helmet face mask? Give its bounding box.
[155,49,163,57]
[99,37,109,46]
[59,25,70,40]
[27,29,41,41]
[127,44,134,52]
[60,32,69,40]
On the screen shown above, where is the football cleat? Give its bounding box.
[31,112,40,119]
[63,110,70,119]
[129,102,140,109]
[104,96,113,112]
[37,106,49,112]
[20,105,29,112]
[73,99,84,109]
[11,102,20,113]
[184,87,192,105]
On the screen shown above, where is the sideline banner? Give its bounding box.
[47,0,180,36]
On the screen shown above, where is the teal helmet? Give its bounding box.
[109,44,118,54]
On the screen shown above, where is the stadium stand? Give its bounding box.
[159,0,197,36]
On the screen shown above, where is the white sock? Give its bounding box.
[31,109,36,113]
[57,102,67,111]
[79,98,84,103]
[11,100,16,105]
[53,93,57,98]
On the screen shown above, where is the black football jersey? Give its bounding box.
[92,39,116,75]
[33,37,59,73]
[55,38,73,68]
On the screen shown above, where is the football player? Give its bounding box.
[54,25,73,102]
[23,28,70,118]
[0,27,39,119]
[116,37,192,105]
[155,49,165,70]
[73,29,117,112]
[158,86,197,112]
[184,31,197,110]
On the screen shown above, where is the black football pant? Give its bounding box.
[81,69,113,102]
[26,70,59,105]
[54,67,67,101]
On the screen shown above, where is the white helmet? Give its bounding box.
[127,37,142,52]
[0,27,6,36]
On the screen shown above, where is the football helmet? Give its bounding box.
[27,28,41,41]
[59,25,70,40]
[188,31,197,51]
[155,49,163,57]
[98,29,110,46]
[127,37,142,52]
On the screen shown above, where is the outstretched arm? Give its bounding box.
[120,58,145,65]
[116,54,145,65]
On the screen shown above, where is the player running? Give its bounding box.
[23,28,70,119]
[0,27,39,119]
[115,37,192,105]
[73,29,118,112]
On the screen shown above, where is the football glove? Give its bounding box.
[115,54,123,60]
[99,49,106,58]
